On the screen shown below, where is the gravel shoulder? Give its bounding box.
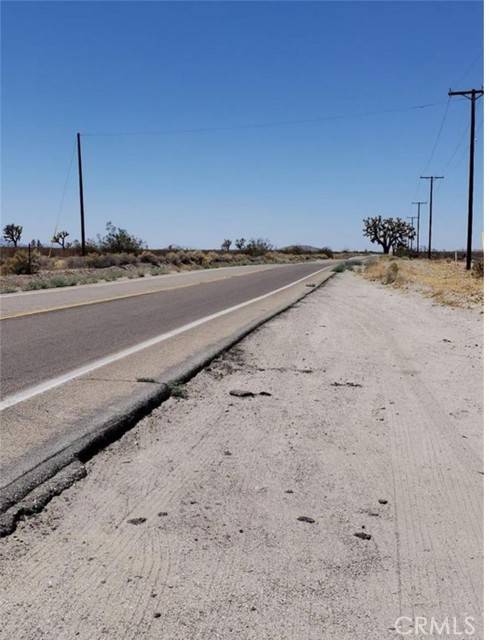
[0,271,482,639]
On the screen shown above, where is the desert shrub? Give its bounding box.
[472,259,484,278]
[190,251,207,266]
[24,279,50,290]
[46,276,77,288]
[117,253,138,266]
[264,251,281,263]
[384,262,399,284]
[98,221,145,254]
[177,251,195,265]
[4,249,41,274]
[245,238,273,256]
[164,251,181,266]
[320,246,334,258]
[40,255,56,270]
[86,253,116,268]
[150,266,169,276]
[139,251,160,265]
[332,263,346,273]
[345,259,363,270]
[65,255,88,269]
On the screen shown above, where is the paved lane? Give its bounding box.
[1,262,330,397]
[0,263,287,319]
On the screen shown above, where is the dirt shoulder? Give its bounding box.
[0,272,482,639]
[361,256,483,308]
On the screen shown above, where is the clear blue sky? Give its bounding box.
[1,1,483,250]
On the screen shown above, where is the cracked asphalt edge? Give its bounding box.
[0,271,336,537]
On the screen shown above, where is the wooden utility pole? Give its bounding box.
[420,176,444,259]
[411,201,427,255]
[448,88,483,270]
[407,216,416,251]
[76,132,86,256]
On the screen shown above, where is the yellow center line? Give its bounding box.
[0,280,213,320]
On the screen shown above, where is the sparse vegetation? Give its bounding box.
[168,382,188,399]
[98,221,145,254]
[361,257,483,307]
[0,244,336,293]
[2,249,41,275]
[332,263,346,273]
[244,238,274,256]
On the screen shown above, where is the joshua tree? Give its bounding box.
[235,238,246,251]
[221,239,232,252]
[52,230,70,249]
[363,216,415,254]
[3,223,23,247]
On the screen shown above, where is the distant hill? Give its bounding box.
[280,245,327,254]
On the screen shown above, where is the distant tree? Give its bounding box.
[3,223,23,247]
[98,221,145,254]
[235,238,246,251]
[245,238,273,257]
[363,216,415,254]
[221,239,232,252]
[319,246,334,258]
[52,230,70,249]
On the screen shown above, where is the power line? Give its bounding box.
[50,141,76,255]
[412,51,482,201]
[441,114,484,175]
[420,97,451,176]
[452,50,483,87]
[80,101,445,138]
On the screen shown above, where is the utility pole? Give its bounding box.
[411,201,427,255]
[448,88,483,270]
[76,132,86,256]
[407,216,416,251]
[420,176,444,259]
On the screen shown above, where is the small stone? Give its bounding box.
[378,499,388,505]
[354,531,371,540]
[158,512,168,517]
[224,450,232,456]
[285,489,294,494]
[229,389,255,398]
[297,516,315,524]
[154,612,162,619]
[127,517,147,525]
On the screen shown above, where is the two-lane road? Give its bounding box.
[1,262,333,399]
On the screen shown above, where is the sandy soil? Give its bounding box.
[0,272,482,639]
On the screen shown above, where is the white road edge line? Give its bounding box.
[0,265,331,411]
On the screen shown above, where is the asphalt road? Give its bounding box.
[1,262,330,398]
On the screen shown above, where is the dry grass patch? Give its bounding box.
[362,257,483,308]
